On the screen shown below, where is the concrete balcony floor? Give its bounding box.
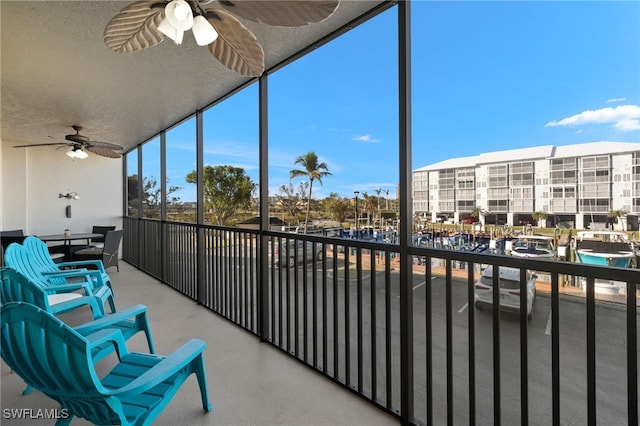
[1,262,398,425]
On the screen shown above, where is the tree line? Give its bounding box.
[128,151,398,229]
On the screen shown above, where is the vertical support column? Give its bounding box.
[122,152,128,219]
[160,131,167,283]
[196,111,205,305]
[137,145,143,265]
[398,1,414,424]
[258,74,270,341]
[160,132,167,221]
[121,152,130,261]
[627,281,638,425]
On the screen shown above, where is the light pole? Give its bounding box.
[354,191,360,230]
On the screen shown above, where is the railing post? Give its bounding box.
[627,281,638,425]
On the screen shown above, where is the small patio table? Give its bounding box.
[38,233,102,261]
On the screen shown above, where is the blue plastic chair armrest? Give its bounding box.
[104,339,206,397]
[41,268,89,275]
[44,269,106,288]
[41,282,93,294]
[84,328,130,359]
[57,260,106,273]
[49,296,104,318]
[74,304,147,334]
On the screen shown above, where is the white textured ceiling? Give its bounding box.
[1,1,388,154]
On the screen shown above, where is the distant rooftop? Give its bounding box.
[414,141,640,172]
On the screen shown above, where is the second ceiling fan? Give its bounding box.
[12,126,124,159]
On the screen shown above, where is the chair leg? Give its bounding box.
[194,353,212,412]
[107,295,116,314]
[22,383,33,395]
[141,319,156,354]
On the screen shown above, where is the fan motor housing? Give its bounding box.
[66,134,90,143]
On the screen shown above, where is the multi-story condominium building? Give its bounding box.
[413,142,640,230]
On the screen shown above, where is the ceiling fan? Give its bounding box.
[103,0,340,77]
[12,126,124,159]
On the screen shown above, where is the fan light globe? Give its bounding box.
[75,149,88,159]
[192,15,218,46]
[158,18,185,44]
[173,1,191,20]
[157,18,179,42]
[66,147,88,159]
[165,0,193,31]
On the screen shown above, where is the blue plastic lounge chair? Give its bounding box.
[1,302,212,425]
[0,267,155,395]
[23,235,115,289]
[0,266,102,318]
[4,242,115,315]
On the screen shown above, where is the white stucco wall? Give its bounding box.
[611,152,633,212]
[1,140,122,236]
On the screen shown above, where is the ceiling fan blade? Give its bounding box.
[217,1,339,27]
[84,146,122,159]
[13,143,69,148]
[86,141,125,151]
[104,0,165,53]
[207,10,265,77]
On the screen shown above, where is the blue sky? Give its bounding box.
[158,1,640,203]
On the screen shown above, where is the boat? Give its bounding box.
[571,230,636,295]
[507,234,556,260]
[572,230,635,268]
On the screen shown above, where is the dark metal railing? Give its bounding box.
[123,217,639,425]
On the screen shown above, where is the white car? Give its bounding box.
[474,266,537,320]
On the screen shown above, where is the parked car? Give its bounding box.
[271,240,324,267]
[474,266,536,320]
[462,217,476,224]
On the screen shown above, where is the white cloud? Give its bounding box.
[352,134,381,143]
[545,105,640,132]
[614,119,640,131]
[606,97,626,104]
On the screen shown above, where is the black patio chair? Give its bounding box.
[73,230,124,271]
[89,225,116,249]
[1,230,25,267]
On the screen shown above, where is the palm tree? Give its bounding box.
[470,206,483,221]
[361,192,376,227]
[290,151,332,233]
[607,209,627,231]
[374,188,382,225]
[532,211,548,227]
